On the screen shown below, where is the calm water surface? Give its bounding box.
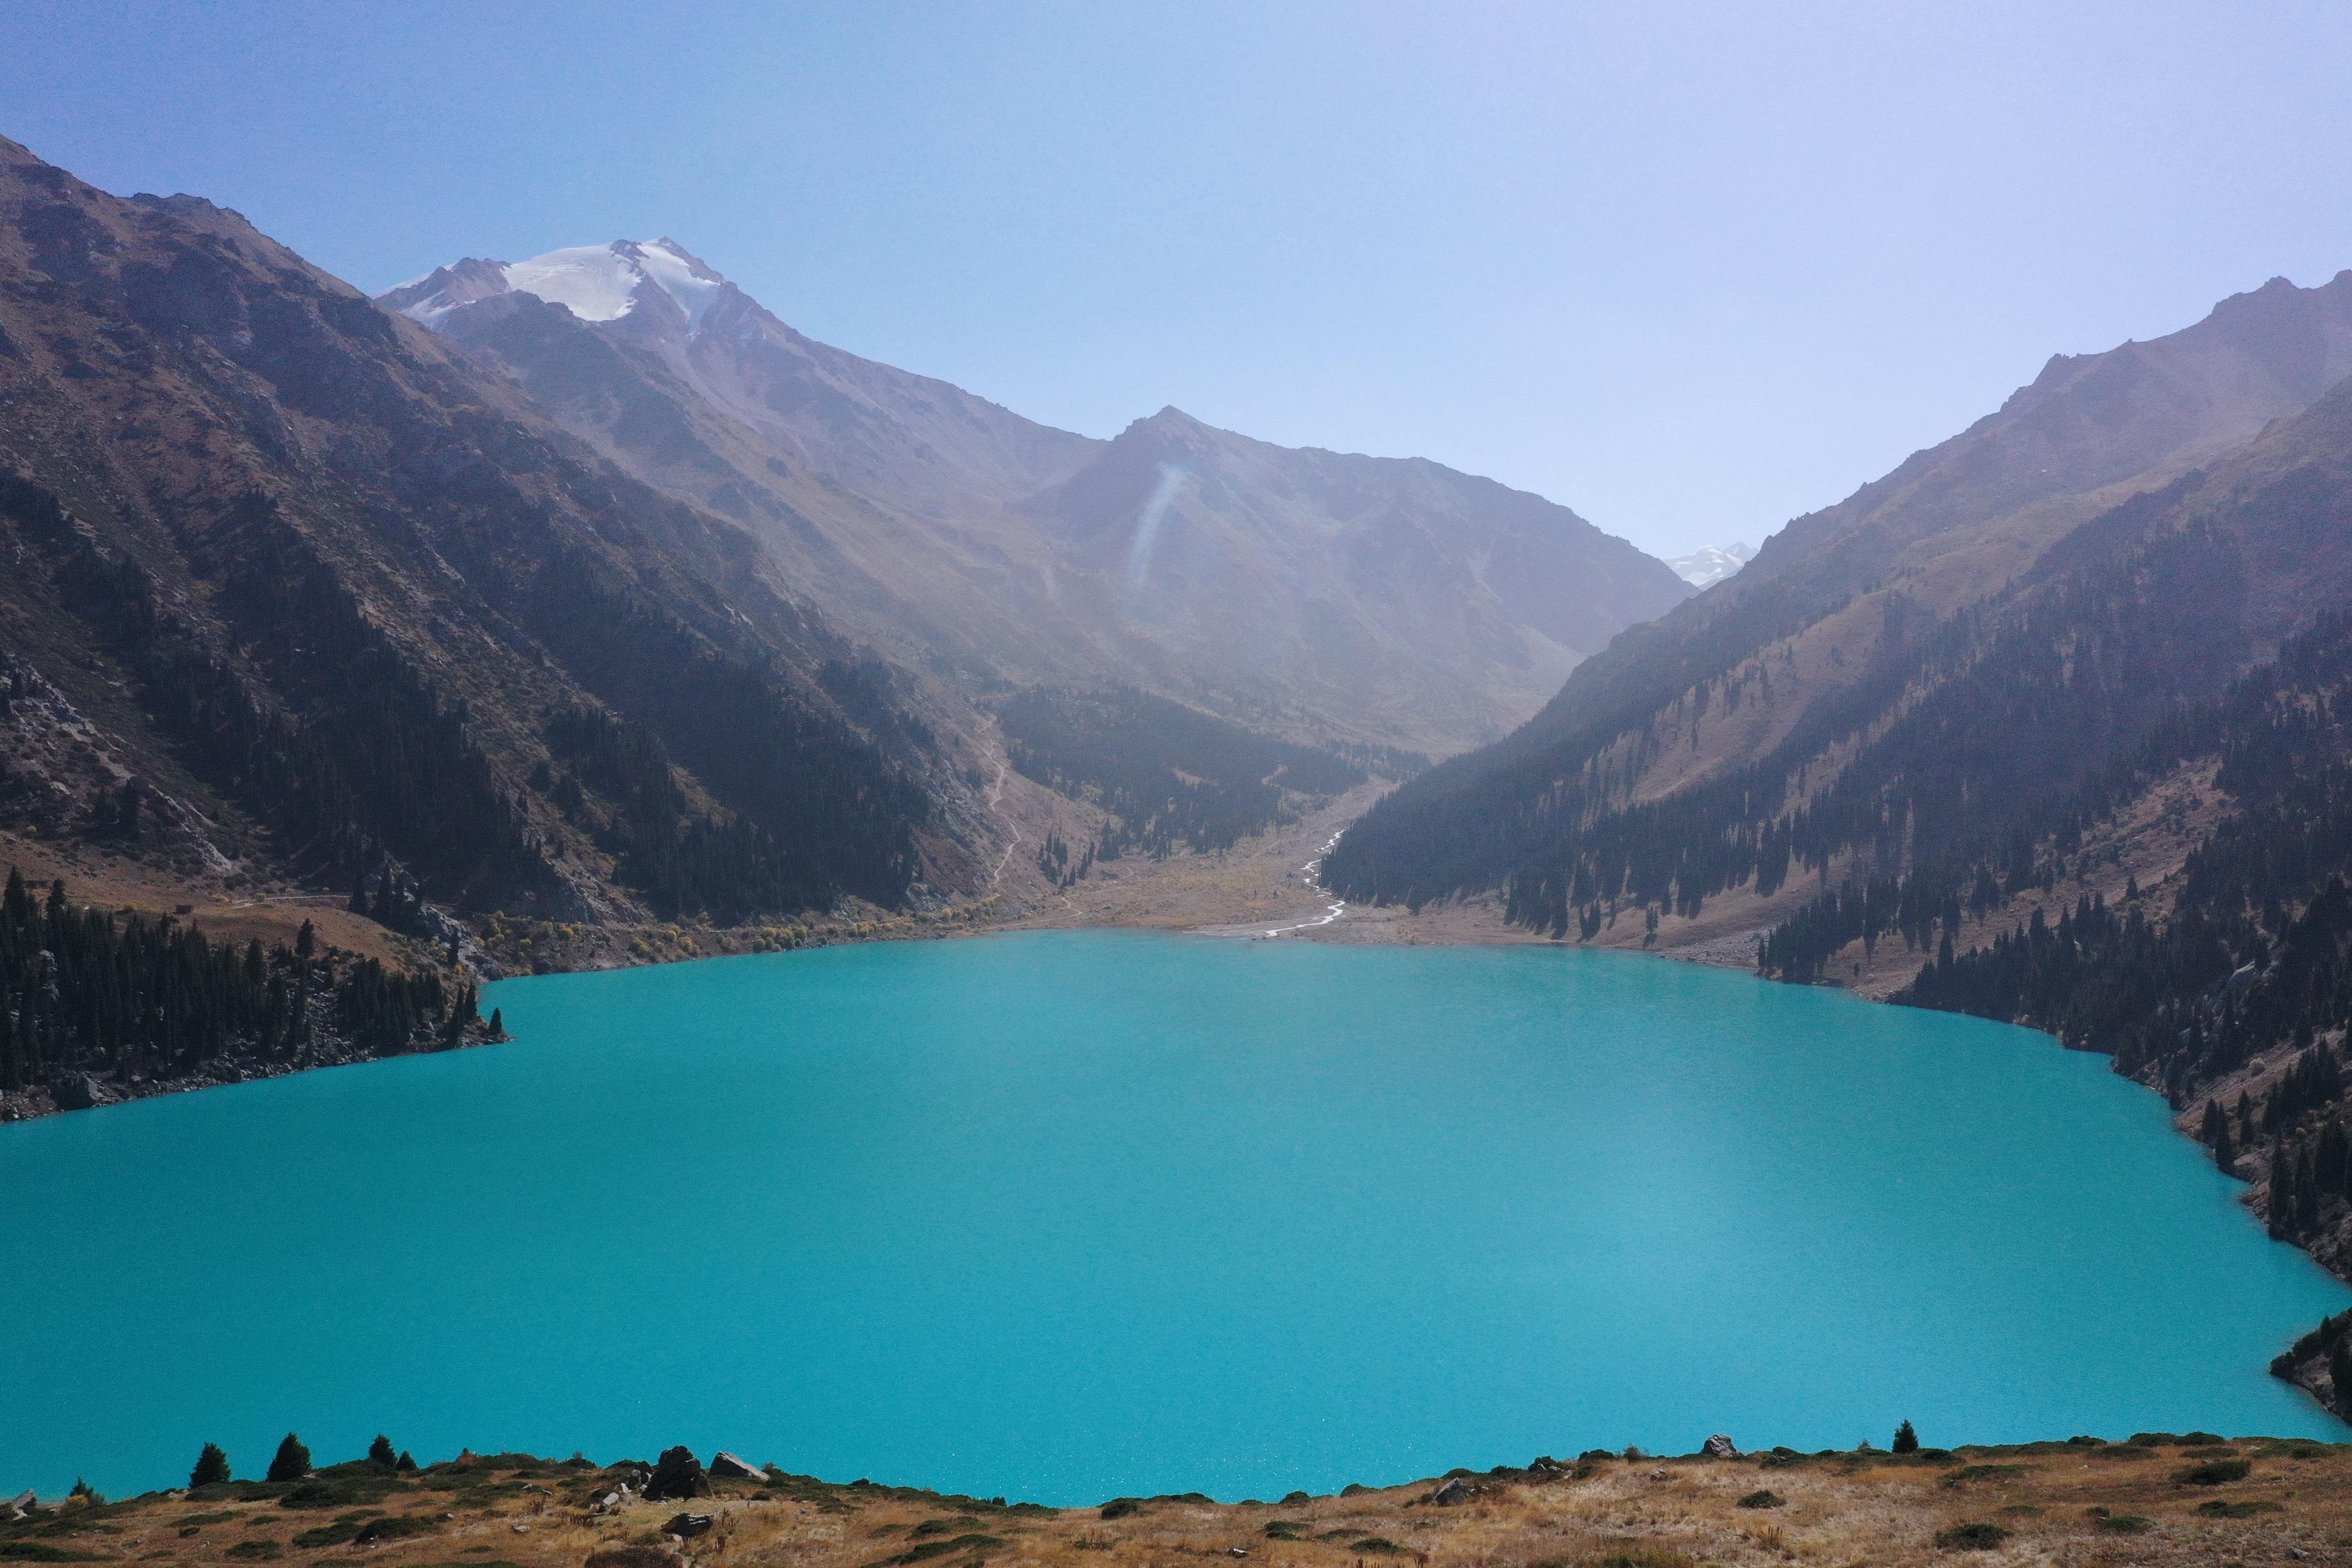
[4,931,2345,1501]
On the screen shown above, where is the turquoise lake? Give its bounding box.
[4,930,2347,1502]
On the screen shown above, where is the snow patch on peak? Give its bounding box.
[630,238,726,332]
[384,239,733,335]
[1666,541,1755,588]
[502,243,644,324]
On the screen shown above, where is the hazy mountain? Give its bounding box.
[1328,268,2352,916]
[382,242,1692,753]
[1666,542,1753,588]
[0,137,992,929]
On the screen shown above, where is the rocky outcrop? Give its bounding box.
[642,1447,710,1502]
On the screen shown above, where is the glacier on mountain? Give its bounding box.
[1666,541,1755,588]
[387,238,729,334]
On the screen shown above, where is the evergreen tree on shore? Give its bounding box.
[190,1443,230,1488]
[266,1433,312,1482]
[1892,1421,1919,1454]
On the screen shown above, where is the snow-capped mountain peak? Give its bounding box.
[383,238,729,334]
[1666,541,1755,588]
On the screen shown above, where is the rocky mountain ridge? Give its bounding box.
[382,239,1692,754]
[0,135,1000,942]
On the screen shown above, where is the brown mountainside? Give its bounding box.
[1330,268,2352,904]
[0,136,999,932]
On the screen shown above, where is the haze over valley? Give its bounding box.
[11,4,2352,1551]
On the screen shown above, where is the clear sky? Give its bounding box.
[6,1,2351,557]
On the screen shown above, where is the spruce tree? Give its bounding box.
[487,1008,503,1038]
[368,1434,396,1469]
[2214,1117,2236,1173]
[190,1442,231,1488]
[1892,1420,1919,1454]
[266,1432,312,1482]
[2332,1336,2352,1414]
[296,919,315,960]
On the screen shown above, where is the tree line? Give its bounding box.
[0,867,478,1097]
[1000,687,1366,862]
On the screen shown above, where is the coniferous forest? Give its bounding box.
[1000,688,1369,861]
[0,867,478,1101]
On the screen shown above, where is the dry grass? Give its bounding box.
[16,1438,2352,1568]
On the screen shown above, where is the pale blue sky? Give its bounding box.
[6,1,2350,556]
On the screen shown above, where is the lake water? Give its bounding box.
[4,931,2346,1503]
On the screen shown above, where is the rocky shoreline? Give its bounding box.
[8,1433,2349,1568]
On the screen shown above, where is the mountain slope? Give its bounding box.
[0,135,983,942]
[1327,269,2352,908]
[382,242,1691,753]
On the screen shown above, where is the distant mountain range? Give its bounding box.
[1666,542,1754,588]
[0,134,1692,962]
[379,239,1691,755]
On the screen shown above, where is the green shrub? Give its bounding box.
[2260,1442,2332,1460]
[2173,1459,2251,1486]
[1097,1501,1139,1521]
[2194,1500,2281,1518]
[1349,1541,1409,1556]
[2095,1514,2151,1534]
[1339,1484,1373,1497]
[225,1543,283,1561]
[1736,1491,1784,1509]
[1580,1547,1694,1568]
[1932,1522,2009,1550]
[0,1547,111,1563]
[1942,1464,2034,1486]
[869,1534,1004,1565]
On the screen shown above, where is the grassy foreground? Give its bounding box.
[10,1435,2352,1568]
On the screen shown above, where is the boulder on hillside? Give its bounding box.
[643,1447,710,1502]
[1703,1434,1740,1459]
[708,1452,768,1482]
[1430,1477,1476,1506]
[662,1514,714,1540]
